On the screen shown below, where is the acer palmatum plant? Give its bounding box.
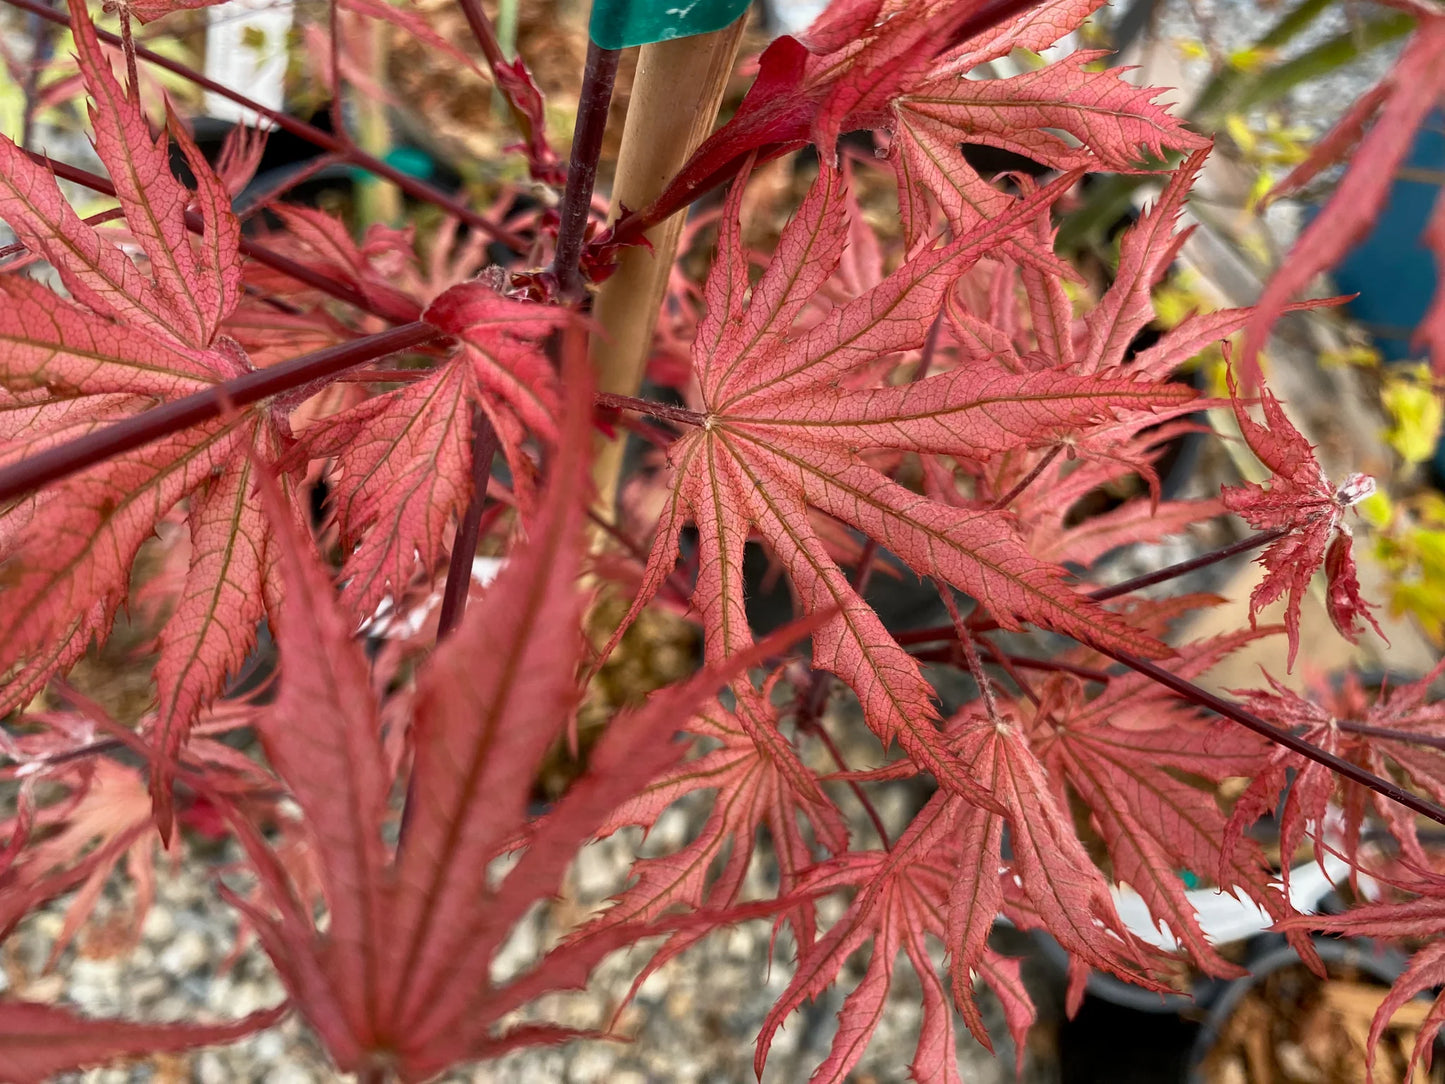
[1,0,1444,1081]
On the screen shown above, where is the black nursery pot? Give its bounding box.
[1184,936,1432,1084]
[1049,935,1425,1084]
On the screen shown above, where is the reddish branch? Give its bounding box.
[1089,525,1295,602]
[1335,719,1445,753]
[991,444,1064,510]
[0,322,443,503]
[896,527,1295,646]
[552,41,620,301]
[594,391,707,427]
[1100,647,1445,829]
[434,411,501,640]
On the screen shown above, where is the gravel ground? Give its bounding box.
[4,784,1057,1083]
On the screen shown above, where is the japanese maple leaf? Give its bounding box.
[229,362,823,1080]
[888,34,1207,250]
[0,758,159,955]
[301,285,567,617]
[1280,866,1445,1079]
[1225,661,1445,882]
[0,2,301,835]
[257,206,423,324]
[574,682,849,983]
[955,149,1334,520]
[756,800,1033,1084]
[0,1001,287,1084]
[611,0,1203,256]
[941,150,1230,555]
[1024,631,1313,979]
[617,164,1192,808]
[759,700,1174,1082]
[1221,365,1384,667]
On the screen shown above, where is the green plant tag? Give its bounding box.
[589,0,749,49]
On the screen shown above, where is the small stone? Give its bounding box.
[158,929,209,976]
[664,988,694,1019]
[69,958,123,1013]
[635,959,674,1001]
[572,838,628,900]
[141,906,176,943]
[723,926,758,960]
[607,1072,648,1084]
[30,913,64,940]
[127,974,168,1005]
[226,982,278,1018]
[489,916,540,985]
[251,1029,286,1062]
[565,1044,616,1083]
[264,1064,316,1084]
[19,974,65,1003]
[195,1052,228,1084]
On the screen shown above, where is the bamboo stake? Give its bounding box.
[588,18,748,514]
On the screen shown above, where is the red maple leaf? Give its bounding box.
[1221,365,1384,667]
[759,697,1177,1081]
[221,352,826,1080]
[1026,630,1312,978]
[609,0,1204,255]
[611,163,1197,809]
[0,3,308,834]
[574,682,849,984]
[1226,661,1445,882]
[1281,865,1445,1079]
[0,1001,286,1084]
[301,286,568,617]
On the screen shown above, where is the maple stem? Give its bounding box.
[0,322,443,504]
[907,646,1112,683]
[893,527,1292,647]
[794,540,893,850]
[553,40,620,302]
[0,206,124,262]
[332,369,429,383]
[977,633,1045,706]
[455,0,543,152]
[1097,646,1445,829]
[916,313,944,382]
[1334,720,1445,753]
[943,592,1007,718]
[594,391,707,427]
[435,412,500,640]
[4,0,526,249]
[586,509,695,604]
[808,711,893,851]
[1086,526,1293,602]
[116,5,139,99]
[29,150,400,320]
[991,444,1063,511]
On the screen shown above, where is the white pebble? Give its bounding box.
[565,1044,617,1083]
[263,1064,316,1084]
[158,929,209,976]
[141,906,177,943]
